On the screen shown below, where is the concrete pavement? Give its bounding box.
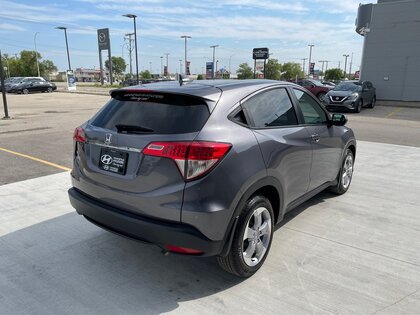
[1,141,419,314]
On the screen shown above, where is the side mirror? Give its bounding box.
[330,113,347,126]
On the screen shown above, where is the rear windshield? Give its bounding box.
[90,92,210,134]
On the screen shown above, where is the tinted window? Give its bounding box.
[293,89,328,125]
[333,82,361,92]
[91,92,210,134]
[242,88,297,128]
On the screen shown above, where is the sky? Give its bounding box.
[0,0,371,75]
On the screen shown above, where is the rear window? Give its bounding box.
[91,92,210,134]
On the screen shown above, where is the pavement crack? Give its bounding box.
[371,287,420,314]
[284,226,420,268]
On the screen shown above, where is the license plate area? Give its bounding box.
[98,148,128,175]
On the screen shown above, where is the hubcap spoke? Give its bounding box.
[243,241,256,259]
[243,227,255,241]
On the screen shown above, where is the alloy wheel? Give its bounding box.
[242,206,272,267]
[342,154,353,189]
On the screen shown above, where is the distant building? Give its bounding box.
[356,0,420,102]
[74,68,102,82]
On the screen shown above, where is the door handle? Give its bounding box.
[311,134,320,142]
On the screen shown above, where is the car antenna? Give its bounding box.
[178,74,193,86]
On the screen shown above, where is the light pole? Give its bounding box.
[228,54,235,77]
[215,60,219,79]
[160,56,163,77]
[349,52,354,77]
[308,44,314,76]
[149,61,152,73]
[55,27,71,71]
[123,14,139,84]
[210,45,218,79]
[180,35,191,75]
[343,54,349,78]
[34,32,40,77]
[179,59,182,74]
[125,33,134,77]
[301,58,307,77]
[165,53,169,77]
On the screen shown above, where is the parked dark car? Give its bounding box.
[68,80,356,277]
[4,77,23,92]
[294,79,332,102]
[324,80,376,113]
[9,78,56,94]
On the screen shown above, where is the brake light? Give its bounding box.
[142,141,231,181]
[73,127,86,143]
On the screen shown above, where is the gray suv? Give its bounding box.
[68,80,356,277]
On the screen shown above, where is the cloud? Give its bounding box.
[0,23,25,32]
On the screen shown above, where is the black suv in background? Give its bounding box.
[69,80,356,277]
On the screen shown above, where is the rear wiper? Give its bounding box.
[115,124,154,134]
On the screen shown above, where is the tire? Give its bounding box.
[22,89,29,95]
[47,87,53,93]
[354,99,362,113]
[217,195,274,278]
[317,92,327,103]
[369,96,376,108]
[330,149,354,195]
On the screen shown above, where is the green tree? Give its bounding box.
[105,56,127,76]
[196,74,204,80]
[19,50,40,76]
[281,62,304,80]
[237,63,253,79]
[140,70,151,79]
[40,60,57,76]
[265,59,282,80]
[325,68,344,81]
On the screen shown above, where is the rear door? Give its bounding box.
[241,87,312,206]
[74,90,219,222]
[291,88,342,191]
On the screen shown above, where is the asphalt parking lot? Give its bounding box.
[1,92,420,314]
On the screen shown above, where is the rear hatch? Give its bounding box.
[73,88,220,222]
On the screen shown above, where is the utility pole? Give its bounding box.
[301,58,307,77]
[210,45,218,79]
[149,61,152,73]
[160,56,163,77]
[125,33,134,77]
[122,14,139,84]
[34,32,40,77]
[165,53,170,77]
[318,60,328,79]
[180,35,191,75]
[343,54,350,78]
[349,52,354,77]
[308,44,314,76]
[0,50,10,119]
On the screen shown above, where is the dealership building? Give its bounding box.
[356,0,420,103]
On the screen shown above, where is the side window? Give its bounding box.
[292,89,328,125]
[242,88,298,128]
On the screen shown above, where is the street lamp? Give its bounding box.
[165,53,169,77]
[308,44,314,76]
[179,59,182,74]
[149,61,152,73]
[160,56,163,77]
[34,32,40,77]
[55,26,71,71]
[301,58,307,77]
[180,35,191,75]
[343,54,350,78]
[123,14,139,84]
[210,45,219,79]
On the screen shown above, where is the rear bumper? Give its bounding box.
[68,187,224,256]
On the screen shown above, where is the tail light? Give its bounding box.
[73,127,86,143]
[142,141,231,181]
